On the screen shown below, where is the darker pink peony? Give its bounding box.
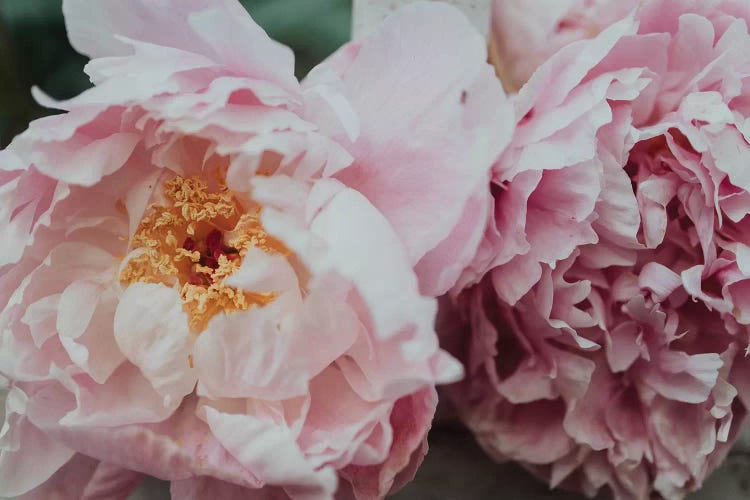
[448,0,750,498]
[0,1,511,498]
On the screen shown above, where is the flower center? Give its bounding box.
[120,176,287,332]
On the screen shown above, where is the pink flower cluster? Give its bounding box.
[4,0,750,499]
[448,0,750,498]
[0,1,509,498]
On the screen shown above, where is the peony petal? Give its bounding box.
[639,262,682,303]
[186,7,298,93]
[17,454,97,500]
[58,283,124,384]
[80,462,144,500]
[341,387,437,498]
[306,187,435,348]
[709,126,750,192]
[52,363,179,427]
[27,391,257,488]
[605,322,645,373]
[114,284,196,408]
[194,307,308,401]
[225,247,301,302]
[414,192,490,296]
[199,405,338,499]
[0,387,75,497]
[298,366,390,469]
[563,362,616,451]
[21,295,61,348]
[63,0,297,95]
[644,351,723,404]
[170,477,280,500]
[330,2,511,267]
[21,455,145,500]
[31,132,141,187]
[286,282,360,379]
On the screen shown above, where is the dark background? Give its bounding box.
[0,0,351,147]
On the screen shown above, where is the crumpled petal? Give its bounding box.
[0,387,75,497]
[114,284,197,408]
[449,1,750,498]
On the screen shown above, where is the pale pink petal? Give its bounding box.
[298,367,390,469]
[305,187,435,347]
[709,126,750,192]
[193,307,308,401]
[52,363,179,427]
[490,254,543,305]
[604,388,650,466]
[114,284,197,408]
[329,2,511,272]
[80,462,144,500]
[637,186,677,248]
[186,7,298,92]
[0,387,75,497]
[21,295,62,348]
[27,130,141,187]
[17,454,97,500]
[63,0,297,94]
[341,387,437,498]
[644,351,723,404]
[224,248,302,303]
[25,390,257,486]
[639,262,682,302]
[0,167,61,268]
[286,284,360,379]
[22,456,145,500]
[414,192,490,296]
[57,283,124,384]
[338,332,463,403]
[605,322,646,373]
[563,362,616,451]
[491,0,640,90]
[170,477,283,500]
[650,398,718,480]
[482,400,576,465]
[199,405,338,499]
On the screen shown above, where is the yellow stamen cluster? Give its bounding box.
[226,213,290,256]
[120,176,287,332]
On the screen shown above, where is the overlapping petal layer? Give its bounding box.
[0,1,509,498]
[450,1,750,498]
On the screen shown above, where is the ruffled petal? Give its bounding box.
[199,404,338,499]
[114,283,197,408]
[327,2,511,274]
[0,387,75,497]
[63,0,297,94]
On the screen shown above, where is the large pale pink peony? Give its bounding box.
[448,0,750,498]
[490,0,640,91]
[0,1,512,498]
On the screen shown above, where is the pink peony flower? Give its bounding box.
[490,0,640,91]
[0,1,512,498]
[448,0,750,498]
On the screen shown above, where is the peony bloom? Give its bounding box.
[448,0,750,498]
[0,1,511,498]
[490,0,640,91]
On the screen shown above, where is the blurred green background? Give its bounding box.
[0,0,352,148]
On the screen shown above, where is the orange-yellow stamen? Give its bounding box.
[120,176,288,332]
